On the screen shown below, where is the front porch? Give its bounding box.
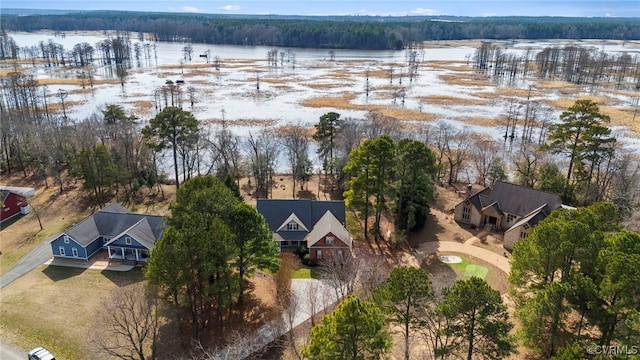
[279,240,305,251]
[107,246,149,262]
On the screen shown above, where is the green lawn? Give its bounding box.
[444,254,489,280]
[292,267,319,279]
[0,265,144,359]
[0,214,87,275]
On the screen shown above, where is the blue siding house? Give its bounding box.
[50,203,164,262]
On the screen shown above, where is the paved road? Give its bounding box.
[0,240,52,289]
[0,340,25,360]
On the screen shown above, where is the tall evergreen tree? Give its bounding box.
[313,111,342,175]
[438,277,516,360]
[303,295,391,360]
[142,106,199,190]
[394,139,437,234]
[374,266,435,360]
[343,135,395,242]
[229,203,280,306]
[543,99,615,201]
[146,176,241,339]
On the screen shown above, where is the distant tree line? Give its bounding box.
[1,12,639,50]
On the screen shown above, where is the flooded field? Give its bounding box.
[4,31,640,149]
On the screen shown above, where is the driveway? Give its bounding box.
[0,340,24,360]
[418,240,511,274]
[0,240,52,289]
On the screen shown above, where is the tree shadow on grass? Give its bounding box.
[42,265,87,281]
[421,254,459,294]
[100,267,145,287]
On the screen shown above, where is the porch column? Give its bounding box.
[135,249,139,261]
[121,247,125,258]
[107,246,112,258]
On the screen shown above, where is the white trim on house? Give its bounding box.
[275,213,309,232]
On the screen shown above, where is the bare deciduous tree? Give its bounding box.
[276,123,311,198]
[92,283,159,360]
[470,135,500,186]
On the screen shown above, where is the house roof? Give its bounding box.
[0,186,35,198]
[306,210,352,248]
[59,203,164,247]
[467,181,561,217]
[257,199,346,234]
[1,190,11,202]
[506,204,550,232]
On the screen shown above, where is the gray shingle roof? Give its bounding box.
[488,181,561,216]
[467,181,561,217]
[63,203,164,247]
[257,199,346,234]
[506,204,551,232]
[1,190,11,202]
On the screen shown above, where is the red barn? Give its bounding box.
[1,187,34,223]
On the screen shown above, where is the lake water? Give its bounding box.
[5,31,640,168]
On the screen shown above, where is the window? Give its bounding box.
[463,207,471,214]
[520,232,529,239]
[125,237,132,245]
[287,222,298,231]
[326,236,334,245]
[507,214,517,223]
[72,248,79,257]
[462,213,470,223]
[103,237,110,244]
[317,250,323,260]
[523,223,530,230]
[337,250,343,258]
[59,246,65,256]
[63,236,69,244]
[464,200,471,206]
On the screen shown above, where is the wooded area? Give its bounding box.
[1,12,639,50]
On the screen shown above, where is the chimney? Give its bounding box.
[466,183,472,198]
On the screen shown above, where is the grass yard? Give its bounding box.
[445,255,490,280]
[422,252,508,294]
[0,265,144,359]
[292,266,319,279]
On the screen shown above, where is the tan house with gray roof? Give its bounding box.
[454,181,562,250]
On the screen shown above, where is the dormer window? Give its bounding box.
[287,222,299,231]
[326,236,334,245]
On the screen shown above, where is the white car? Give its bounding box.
[27,347,55,360]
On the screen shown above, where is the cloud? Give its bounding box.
[181,6,203,13]
[410,7,438,16]
[220,5,242,12]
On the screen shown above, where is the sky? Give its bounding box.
[2,0,639,18]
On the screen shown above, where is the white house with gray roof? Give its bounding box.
[49,203,164,262]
